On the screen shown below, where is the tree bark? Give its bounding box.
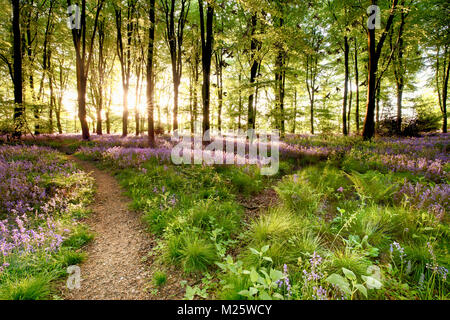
[342,35,349,136]
[68,0,104,140]
[147,0,156,147]
[354,38,360,134]
[363,0,399,140]
[215,51,224,132]
[12,0,24,138]
[199,0,214,139]
[292,88,297,134]
[163,0,189,133]
[247,13,259,131]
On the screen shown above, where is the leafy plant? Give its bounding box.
[326,267,382,300]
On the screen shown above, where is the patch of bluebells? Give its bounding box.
[426,242,448,281]
[394,181,449,221]
[0,145,78,219]
[284,133,449,181]
[390,241,406,261]
[78,145,171,168]
[276,264,292,297]
[0,217,65,261]
[377,154,448,182]
[302,252,329,300]
[0,145,90,274]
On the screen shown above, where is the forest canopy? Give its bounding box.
[0,0,449,141]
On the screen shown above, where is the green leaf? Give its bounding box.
[238,290,250,297]
[273,293,284,300]
[354,284,368,298]
[259,291,272,300]
[249,248,260,256]
[270,269,284,283]
[361,275,383,290]
[326,274,351,295]
[215,262,225,270]
[249,287,258,296]
[263,256,273,263]
[250,268,259,283]
[185,286,195,300]
[261,245,270,253]
[342,268,356,281]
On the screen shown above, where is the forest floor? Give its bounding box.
[61,156,153,300]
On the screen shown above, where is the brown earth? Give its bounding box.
[62,157,154,300]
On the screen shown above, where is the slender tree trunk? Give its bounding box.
[247,13,259,131]
[238,72,242,130]
[48,53,55,134]
[215,51,223,132]
[12,0,24,138]
[135,69,141,136]
[363,14,377,140]
[306,55,317,135]
[348,74,352,135]
[292,88,297,134]
[442,54,449,133]
[354,38,360,134]
[25,18,39,135]
[199,0,214,139]
[189,68,194,133]
[193,56,199,128]
[147,0,156,147]
[342,36,349,136]
[56,100,63,134]
[163,0,189,133]
[115,3,134,137]
[376,83,381,125]
[363,0,399,140]
[69,0,104,141]
[274,14,286,136]
[394,6,406,134]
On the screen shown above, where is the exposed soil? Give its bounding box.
[238,187,280,223]
[61,156,154,300]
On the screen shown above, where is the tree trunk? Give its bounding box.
[68,0,104,141]
[362,14,377,140]
[163,0,189,133]
[56,100,63,134]
[363,0,399,140]
[173,81,179,131]
[354,38,360,134]
[122,86,129,136]
[348,74,352,135]
[376,84,381,125]
[78,77,90,140]
[394,6,406,134]
[247,13,259,131]
[12,0,24,138]
[189,67,194,133]
[443,57,449,133]
[147,0,156,147]
[238,72,242,130]
[48,53,55,134]
[215,51,223,132]
[342,36,349,136]
[199,0,214,139]
[292,88,297,134]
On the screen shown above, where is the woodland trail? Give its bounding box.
[63,156,153,300]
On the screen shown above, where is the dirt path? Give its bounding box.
[63,157,153,300]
